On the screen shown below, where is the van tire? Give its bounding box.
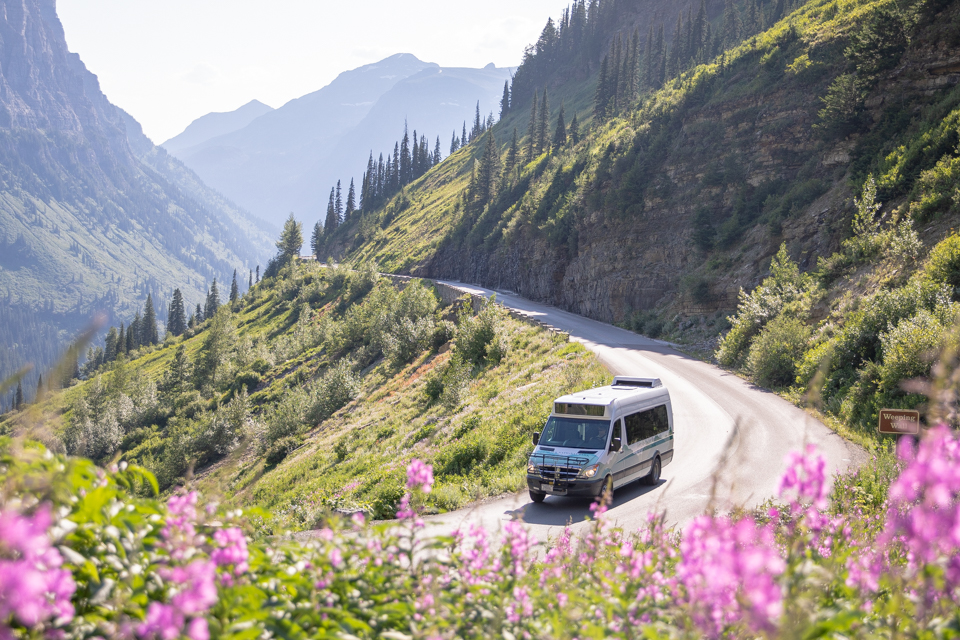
[644,456,661,485]
[529,490,546,503]
[600,475,614,500]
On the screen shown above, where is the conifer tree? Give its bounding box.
[105,327,119,362]
[554,102,567,147]
[255,266,260,284]
[128,311,141,352]
[324,189,338,232]
[569,113,580,144]
[195,303,204,324]
[434,136,442,165]
[118,323,126,354]
[462,122,468,146]
[168,288,187,336]
[500,81,511,118]
[345,179,356,218]
[335,181,344,222]
[642,25,655,88]
[248,270,253,290]
[722,0,742,49]
[668,13,684,78]
[205,280,221,319]
[505,127,519,175]
[450,131,460,154]
[400,126,411,185]
[277,213,304,260]
[311,220,323,258]
[142,294,159,345]
[595,55,610,120]
[537,89,550,154]
[14,381,22,411]
[229,270,239,303]
[35,374,43,403]
[411,129,420,177]
[472,102,482,139]
[656,25,666,86]
[527,90,539,160]
[477,131,499,205]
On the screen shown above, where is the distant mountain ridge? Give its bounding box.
[0,0,273,394]
[162,54,513,227]
[162,100,274,156]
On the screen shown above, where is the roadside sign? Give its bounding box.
[878,409,920,435]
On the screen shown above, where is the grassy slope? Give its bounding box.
[2,261,608,529]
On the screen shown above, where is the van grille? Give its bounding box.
[529,454,589,481]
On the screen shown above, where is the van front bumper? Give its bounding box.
[527,474,606,497]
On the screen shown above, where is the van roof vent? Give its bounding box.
[611,376,662,389]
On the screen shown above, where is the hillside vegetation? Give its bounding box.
[319,0,960,442]
[1,257,606,527]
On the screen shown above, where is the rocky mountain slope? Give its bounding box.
[162,54,513,227]
[161,99,274,157]
[327,0,960,330]
[0,0,273,392]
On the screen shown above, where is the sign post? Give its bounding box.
[878,409,920,435]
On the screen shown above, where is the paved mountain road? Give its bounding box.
[419,281,865,542]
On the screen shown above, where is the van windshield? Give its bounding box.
[539,417,610,450]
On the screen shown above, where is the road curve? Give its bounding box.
[421,281,865,541]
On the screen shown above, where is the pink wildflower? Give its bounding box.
[406,459,434,493]
[211,528,249,575]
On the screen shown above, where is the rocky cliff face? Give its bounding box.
[417,6,960,325]
[0,0,272,388]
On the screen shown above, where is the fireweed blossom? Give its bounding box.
[0,505,76,634]
[884,426,960,596]
[677,515,785,638]
[211,527,249,576]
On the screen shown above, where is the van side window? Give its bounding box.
[638,405,669,440]
[624,413,644,445]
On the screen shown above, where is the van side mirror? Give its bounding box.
[610,437,621,453]
[532,432,540,446]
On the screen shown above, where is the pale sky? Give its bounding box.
[58,1,570,144]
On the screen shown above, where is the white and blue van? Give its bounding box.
[526,376,674,503]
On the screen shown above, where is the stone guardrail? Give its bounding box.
[380,274,571,342]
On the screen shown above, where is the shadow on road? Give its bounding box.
[504,479,666,526]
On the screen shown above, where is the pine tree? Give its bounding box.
[142,294,159,345]
[668,12,684,78]
[168,288,187,336]
[505,127,519,175]
[400,125,411,185]
[105,326,119,362]
[277,213,304,259]
[229,270,240,303]
[255,266,260,284]
[35,374,44,403]
[643,25,655,88]
[462,122,468,147]
[248,270,253,290]
[434,136,442,165]
[311,220,323,258]
[451,131,460,154]
[537,88,550,154]
[128,311,141,352]
[14,381,23,410]
[205,280,221,319]
[472,102,482,139]
[345,179,356,218]
[118,323,126,354]
[595,55,610,120]
[569,113,580,144]
[527,90,539,160]
[722,0,742,49]
[500,80,511,118]
[554,102,567,147]
[195,303,204,324]
[656,24,666,86]
[477,131,499,205]
[324,188,338,232]
[335,180,344,222]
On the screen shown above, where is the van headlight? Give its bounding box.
[527,462,539,474]
[579,464,599,479]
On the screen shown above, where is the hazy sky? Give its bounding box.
[58,1,570,144]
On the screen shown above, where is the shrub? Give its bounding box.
[878,310,947,391]
[432,320,456,349]
[925,232,960,290]
[747,315,812,388]
[455,299,505,366]
[266,435,303,466]
[233,370,261,392]
[438,431,489,475]
[305,360,360,424]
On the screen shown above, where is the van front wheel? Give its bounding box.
[645,456,661,485]
[529,490,546,503]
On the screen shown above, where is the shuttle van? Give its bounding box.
[526,376,674,503]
